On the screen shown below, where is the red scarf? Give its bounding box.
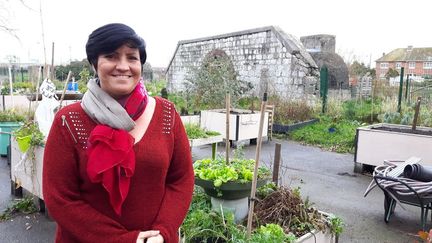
[86,81,148,215]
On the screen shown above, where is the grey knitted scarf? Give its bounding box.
[81,79,135,131]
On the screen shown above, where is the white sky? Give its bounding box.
[1,0,431,68]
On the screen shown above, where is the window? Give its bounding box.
[424,62,432,69]
[380,62,389,69]
[409,62,416,69]
[395,62,401,69]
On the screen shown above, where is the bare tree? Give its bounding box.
[0,0,33,40]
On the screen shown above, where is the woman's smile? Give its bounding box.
[96,44,142,98]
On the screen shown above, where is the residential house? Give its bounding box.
[376,46,432,79]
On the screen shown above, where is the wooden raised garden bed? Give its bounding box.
[10,138,44,200]
[200,109,269,143]
[273,118,319,133]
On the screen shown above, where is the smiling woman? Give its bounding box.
[42,23,194,243]
[96,44,143,98]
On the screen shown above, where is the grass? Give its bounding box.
[184,123,220,139]
[0,197,37,221]
[289,116,359,153]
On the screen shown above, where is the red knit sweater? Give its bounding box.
[43,97,194,243]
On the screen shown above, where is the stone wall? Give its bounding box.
[300,35,336,53]
[166,26,319,100]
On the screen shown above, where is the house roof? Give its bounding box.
[166,26,317,72]
[376,47,432,62]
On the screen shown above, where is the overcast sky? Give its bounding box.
[1,0,431,68]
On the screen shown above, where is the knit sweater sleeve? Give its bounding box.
[42,110,140,243]
[151,110,194,243]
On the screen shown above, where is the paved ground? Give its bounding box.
[0,138,425,242]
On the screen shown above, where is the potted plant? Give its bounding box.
[0,109,26,156]
[10,121,45,200]
[193,156,270,199]
[193,145,271,222]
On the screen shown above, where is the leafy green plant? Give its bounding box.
[194,156,271,187]
[342,99,382,123]
[256,182,277,199]
[181,205,242,242]
[146,80,166,97]
[13,121,45,146]
[328,214,344,237]
[0,109,26,122]
[185,123,220,139]
[250,224,296,242]
[78,68,91,93]
[0,197,37,221]
[377,100,432,127]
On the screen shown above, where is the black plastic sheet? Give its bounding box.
[403,164,432,182]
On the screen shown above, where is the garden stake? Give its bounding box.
[59,71,72,109]
[225,92,230,165]
[50,42,55,81]
[247,92,267,237]
[412,97,421,131]
[272,143,281,186]
[34,66,42,106]
[8,66,14,107]
[397,67,404,113]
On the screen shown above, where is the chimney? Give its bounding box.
[382,52,385,57]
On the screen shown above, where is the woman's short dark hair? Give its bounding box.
[86,23,146,68]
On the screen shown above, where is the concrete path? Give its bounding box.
[0,139,424,242]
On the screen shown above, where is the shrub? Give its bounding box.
[269,96,318,125]
[0,109,26,122]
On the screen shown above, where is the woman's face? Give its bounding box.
[96,44,142,98]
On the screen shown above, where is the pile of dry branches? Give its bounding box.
[254,186,328,237]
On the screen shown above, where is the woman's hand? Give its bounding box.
[136,230,160,243]
[146,234,164,243]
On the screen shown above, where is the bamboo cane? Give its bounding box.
[225,92,230,165]
[8,66,13,108]
[59,71,72,109]
[247,92,268,237]
[34,66,43,104]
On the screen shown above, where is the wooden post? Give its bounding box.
[51,42,55,81]
[35,66,42,103]
[8,66,13,108]
[397,67,404,113]
[247,92,267,237]
[272,143,281,186]
[225,92,230,165]
[412,97,421,131]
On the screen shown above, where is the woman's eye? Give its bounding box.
[128,56,139,61]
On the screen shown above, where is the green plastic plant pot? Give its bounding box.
[16,135,32,153]
[194,177,268,200]
[0,122,22,156]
